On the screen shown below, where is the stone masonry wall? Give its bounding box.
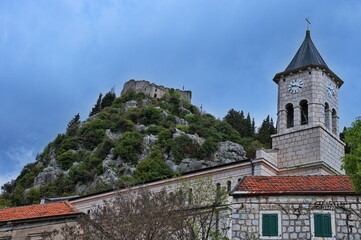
[276,68,339,135]
[272,125,344,173]
[121,79,192,102]
[232,195,361,240]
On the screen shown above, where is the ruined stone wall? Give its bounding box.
[121,79,192,102]
[232,195,361,240]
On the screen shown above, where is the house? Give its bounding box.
[232,175,360,239]
[0,201,80,240]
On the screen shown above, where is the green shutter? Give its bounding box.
[314,214,332,237]
[262,214,278,237]
[323,214,332,237]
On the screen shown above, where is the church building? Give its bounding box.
[1,30,360,239]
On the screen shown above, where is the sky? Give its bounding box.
[1,0,361,188]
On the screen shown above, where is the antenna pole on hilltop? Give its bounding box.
[305,17,311,31]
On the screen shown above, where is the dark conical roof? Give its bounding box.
[285,30,327,71]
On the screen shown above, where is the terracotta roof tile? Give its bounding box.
[0,201,79,222]
[234,176,355,195]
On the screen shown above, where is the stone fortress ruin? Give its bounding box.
[121,79,192,102]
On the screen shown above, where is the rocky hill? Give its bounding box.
[0,81,274,207]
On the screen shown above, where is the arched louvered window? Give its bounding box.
[324,102,330,129]
[332,109,337,134]
[286,103,294,128]
[300,100,308,125]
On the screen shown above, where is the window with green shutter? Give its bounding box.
[314,213,332,237]
[262,214,278,237]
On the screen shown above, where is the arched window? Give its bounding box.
[286,103,294,128]
[227,181,232,192]
[216,183,221,203]
[332,109,337,134]
[300,100,308,125]
[324,102,330,129]
[188,188,193,204]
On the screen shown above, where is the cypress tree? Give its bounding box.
[66,113,81,136]
[101,91,116,109]
[89,93,103,117]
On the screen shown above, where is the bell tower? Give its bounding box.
[271,30,345,175]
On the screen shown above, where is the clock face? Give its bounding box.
[288,79,304,94]
[327,82,335,97]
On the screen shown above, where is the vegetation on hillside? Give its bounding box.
[0,89,275,207]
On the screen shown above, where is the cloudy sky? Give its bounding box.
[1,0,361,187]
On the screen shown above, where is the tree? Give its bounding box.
[89,93,103,117]
[256,115,276,146]
[340,127,351,154]
[224,109,255,138]
[342,117,361,192]
[66,113,81,136]
[101,91,116,109]
[52,178,231,240]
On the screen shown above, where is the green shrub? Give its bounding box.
[176,124,189,133]
[116,175,138,187]
[125,108,141,123]
[140,107,164,125]
[169,135,200,162]
[95,138,115,160]
[113,92,146,105]
[111,118,135,132]
[57,150,77,170]
[146,125,165,135]
[158,129,173,146]
[134,151,173,182]
[39,175,75,198]
[113,132,143,164]
[198,138,218,159]
[69,162,94,184]
[26,188,41,204]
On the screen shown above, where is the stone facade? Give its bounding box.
[272,125,344,173]
[121,79,192,102]
[270,66,345,175]
[232,195,361,240]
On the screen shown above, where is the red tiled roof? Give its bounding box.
[234,175,355,195]
[0,201,79,222]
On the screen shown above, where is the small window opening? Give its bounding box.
[332,109,337,135]
[286,103,294,128]
[309,71,312,75]
[227,181,232,192]
[154,93,157,98]
[300,100,308,125]
[216,183,221,203]
[324,103,330,129]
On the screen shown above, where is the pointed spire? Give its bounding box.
[285,30,327,71]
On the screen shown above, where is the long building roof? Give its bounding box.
[0,201,79,222]
[233,175,355,196]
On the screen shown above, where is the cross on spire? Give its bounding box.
[305,17,311,30]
